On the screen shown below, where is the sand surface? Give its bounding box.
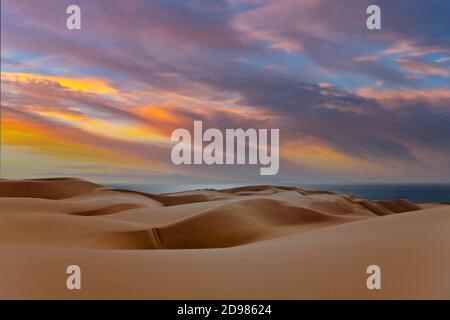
[0,178,449,299]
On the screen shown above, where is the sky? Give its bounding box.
[1,0,450,185]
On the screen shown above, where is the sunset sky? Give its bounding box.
[1,0,449,185]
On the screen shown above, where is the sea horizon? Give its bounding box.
[107,182,450,204]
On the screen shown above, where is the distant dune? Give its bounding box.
[0,178,449,299]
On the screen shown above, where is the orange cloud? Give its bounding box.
[1,109,169,168]
[2,113,118,164]
[357,87,450,108]
[1,72,118,95]
[281,137,386,175]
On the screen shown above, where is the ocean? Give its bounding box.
[303,183,450,204]
[107,183,450,204]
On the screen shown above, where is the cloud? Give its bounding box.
[1,0,449,182]
[357,86,450,110]
[2,72,118,94]
[395,58,450,77]
[435,57,450,63]
[234,0,450,83]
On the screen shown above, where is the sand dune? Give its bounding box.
[0,178,105,199]
[374,199,421,213]
[0,178,448,299]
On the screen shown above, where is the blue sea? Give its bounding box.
[108,183,450,204]
[303,184,450,204]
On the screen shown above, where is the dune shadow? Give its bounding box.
[70,203,145,216]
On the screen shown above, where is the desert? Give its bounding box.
[0,177,449,299]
